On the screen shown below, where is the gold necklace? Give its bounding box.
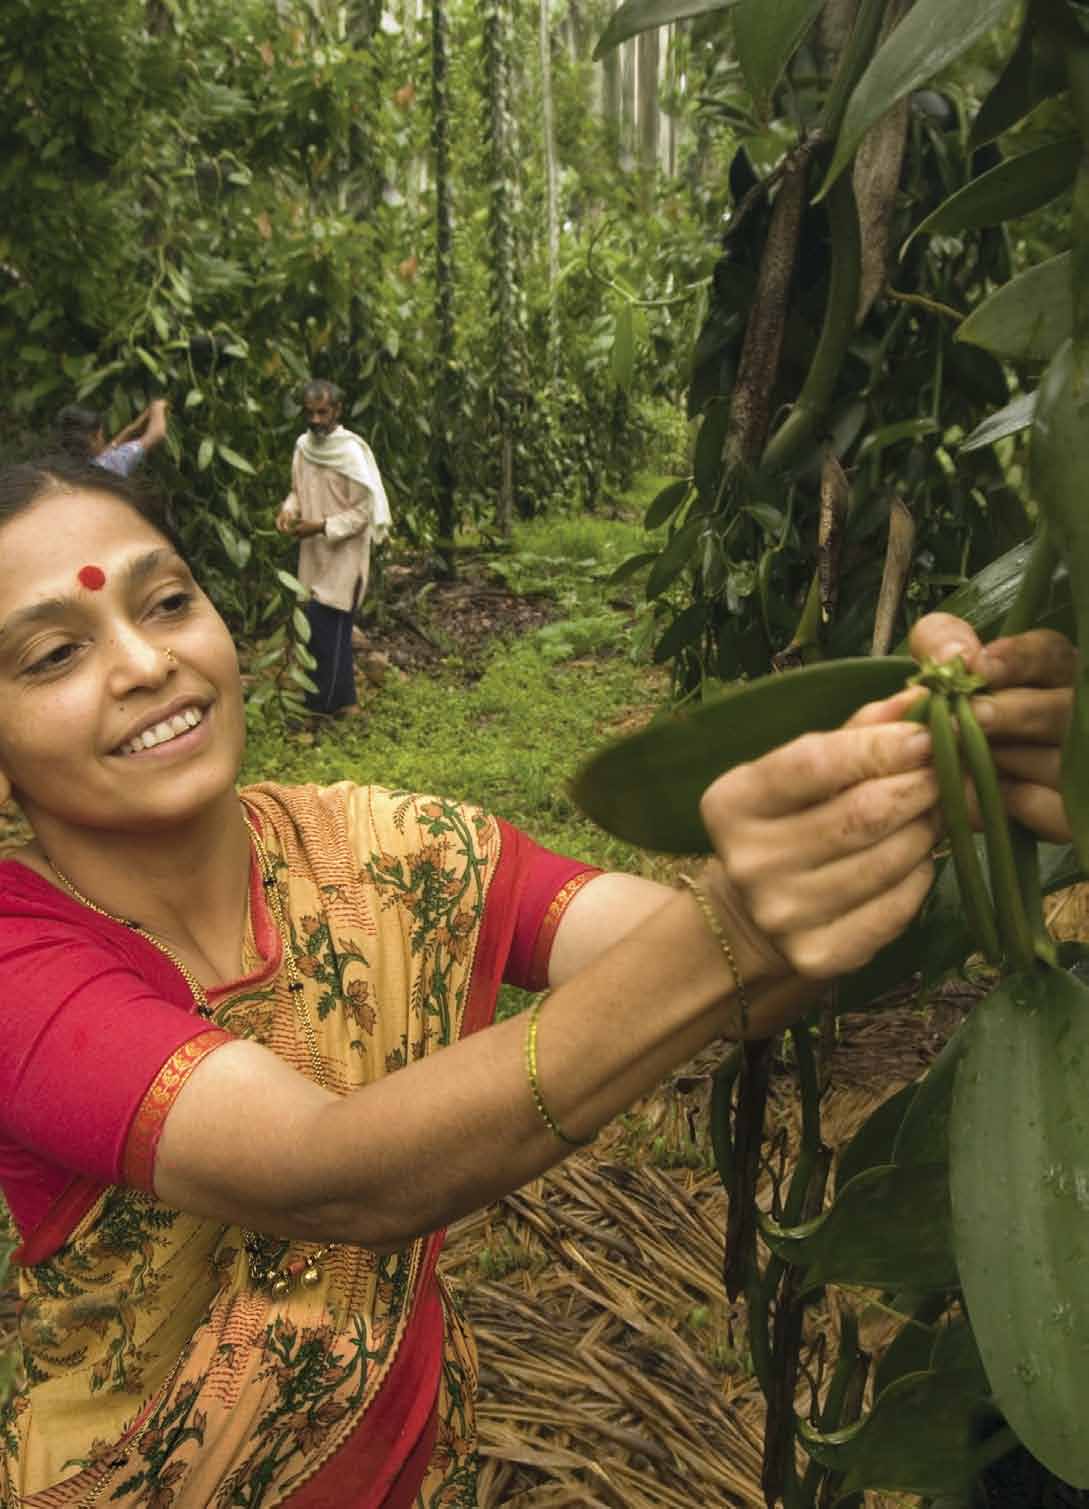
[44,810,331,1296]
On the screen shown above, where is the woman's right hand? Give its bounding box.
[699,692,941,982]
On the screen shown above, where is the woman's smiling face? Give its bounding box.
[0,486,245,841]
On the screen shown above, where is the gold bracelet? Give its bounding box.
[524,999,592,1147]
[679,874,752,1036]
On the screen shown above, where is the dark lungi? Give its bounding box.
[304,599,357,713]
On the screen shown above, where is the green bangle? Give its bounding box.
[524,999,592,1148]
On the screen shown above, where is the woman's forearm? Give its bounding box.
[156,886,799,1251]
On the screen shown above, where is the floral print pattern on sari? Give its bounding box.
[3,783,503,1507]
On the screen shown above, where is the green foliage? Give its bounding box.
[242,512,660,870]
[619,0,1082,687]
[0,0,709,626]
[570,3,1089,1502]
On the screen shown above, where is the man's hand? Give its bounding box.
[286,519,325,539]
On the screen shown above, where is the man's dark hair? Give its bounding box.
[54,405,105,461]
[301,379,344,408]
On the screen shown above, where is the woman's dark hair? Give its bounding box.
[0,455,187,561]
[53,404,105,460]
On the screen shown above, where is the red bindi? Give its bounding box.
[77,565,106,591]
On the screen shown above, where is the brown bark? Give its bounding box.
[723,151,809,472]
[871,497,916,655]
[853,0,914,323]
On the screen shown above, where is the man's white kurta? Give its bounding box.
[279,427,392,612]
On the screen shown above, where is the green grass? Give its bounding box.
[241,501,670,874]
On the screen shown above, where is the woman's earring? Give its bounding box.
[164,648,178,664]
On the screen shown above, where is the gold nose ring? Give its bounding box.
[164,648,178,664]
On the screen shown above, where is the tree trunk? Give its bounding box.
[816,0,859,69]
[620,38,636,161]
[431,0,458,568]
[483,0,517,535]
[637,30,659,175]
[602,44,621,160]
[853,0,913,322]
[540,0,560,372]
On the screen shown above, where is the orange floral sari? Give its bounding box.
[1,782,571,1508]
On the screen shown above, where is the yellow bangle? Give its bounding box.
[524,999,591,1147]
[679,874,751,1036]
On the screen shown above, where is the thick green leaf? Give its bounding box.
[835,1082,917,1194]
[644,515,704,601]
[956,252,1072,361]
[275,567,309,598]
[644,479,690,530]
[898,534,1074,647]
[892,1025,965,1167]
[873,1297,948,1399]
[217,442,256,475]
[212,518,251,571]
[971,6,1068,147]
[734,0,824,119]
[820,0,1020,197]
[856,416,938,460]
[653,601,708,663]
[593,0,737,58]
[287,665,319,694]
[1039,841,1085,894]
[960,391,1036,453]
[197,437,215,471]
[572,657,915,853]
[912,137,1079,243]
[930,1317,988,1389]
[762,1162,957,1292]
[607,550,659,586]
[799,1370,1002,1496]
[951,967,1089,1487]
[693,397,730,503]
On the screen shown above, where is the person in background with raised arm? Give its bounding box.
[54,399,170,478]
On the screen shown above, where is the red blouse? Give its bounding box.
[0,820,598,1250]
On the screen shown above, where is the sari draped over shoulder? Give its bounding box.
[1,782,578,1508]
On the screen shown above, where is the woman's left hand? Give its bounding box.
[907,613,1076,843]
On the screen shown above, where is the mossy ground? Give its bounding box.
[241,485,677,873]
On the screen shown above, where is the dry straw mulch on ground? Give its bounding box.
[449,885,1089,1509]
[443,994,983,1509]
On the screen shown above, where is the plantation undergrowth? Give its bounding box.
[242,482,677,874]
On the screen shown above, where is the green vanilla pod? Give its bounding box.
[955,694,1035,971]
[927,695,1000,963]
[1009,818,1058,966]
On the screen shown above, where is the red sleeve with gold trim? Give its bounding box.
[0,863,235,1237]
[497,821,601,992]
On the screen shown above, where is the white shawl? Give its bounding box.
[296,426,392,543]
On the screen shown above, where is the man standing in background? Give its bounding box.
[276,379,392,717]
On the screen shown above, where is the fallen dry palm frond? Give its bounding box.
[443,1011,977,1508]
[446,1141,766,1508]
